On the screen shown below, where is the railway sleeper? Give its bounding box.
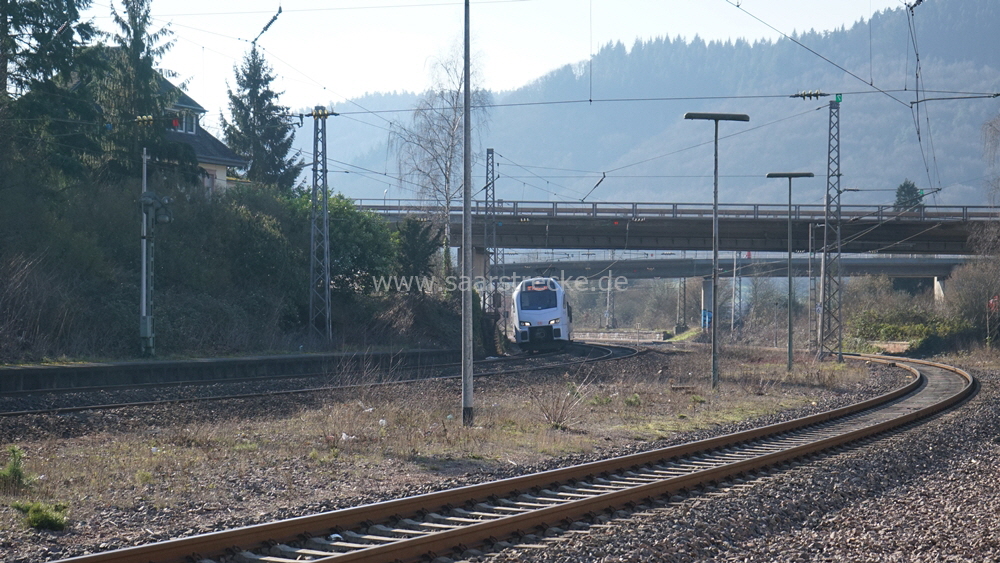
[234,551,307,563]
[477,501,529,513]
[338,529,398,544]
[558,484,606,494]
[298,536,371,552]
[591,476,635,487]
[365,524,430,537]
[270,544,340,558]
[622,470,662,481]
[647,468,694,477]
[400,517,459,530]
[541,487,590,499]
[498,497,552,509]
[605,474,657,484]
[450,507,504,519]
[427,512,484,524]
[516,492,568,504]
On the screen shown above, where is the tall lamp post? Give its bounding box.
[766,172,814,372]
[684,112,749,388]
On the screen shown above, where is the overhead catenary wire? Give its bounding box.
[19,3,995,220]
[904,3,941,194]
[722,0,910,108]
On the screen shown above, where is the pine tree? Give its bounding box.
[396,217,443,292]
[99,0,199,181]
[222,47,303,193]
[0,0,96,98]
[0,0,100,181]
[893,179,924,212]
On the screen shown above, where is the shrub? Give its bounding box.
[11,501,69,531]
[134,470,154,485]
[0,446,30,491]
[588,395,612,406]
[531,374,593,429]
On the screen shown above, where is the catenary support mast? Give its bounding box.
[309,107,333,345]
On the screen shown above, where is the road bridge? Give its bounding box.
[490,255,969,281]
[358,200,996,255]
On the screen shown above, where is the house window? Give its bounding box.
[169,113,197,134]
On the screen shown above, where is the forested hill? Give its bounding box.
[325,0,999,208]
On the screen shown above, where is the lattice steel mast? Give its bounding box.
[309,106,333,345]
[792,91,844,361]
[818,97,844,360]
[484,148,501,315]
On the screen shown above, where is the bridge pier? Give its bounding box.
[472,246,488,280]
[934,276,947,306]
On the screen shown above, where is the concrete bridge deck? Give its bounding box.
[490,255,969,281]
[357,200,996,255]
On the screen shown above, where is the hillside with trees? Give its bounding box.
[0,0,458,363]
[328,0,999,210]
[3,0,1000,363]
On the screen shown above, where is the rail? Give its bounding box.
[356,199,999,222]
[51,354,974,563]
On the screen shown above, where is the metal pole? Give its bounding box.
[808,223,815,352]
[787,178,793,371]
[461,0,474,426]
[766,172,813,371]
[683,112,749,389]
[731,251,736,337]
[139,147,152,356]
[711,119,719,388]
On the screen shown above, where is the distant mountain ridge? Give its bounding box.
[304,0,999,208]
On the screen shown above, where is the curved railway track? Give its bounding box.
[0,343,634,417]
[50,354,975,563]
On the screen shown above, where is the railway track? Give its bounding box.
[0,343,633,417]
[51,354,975,563]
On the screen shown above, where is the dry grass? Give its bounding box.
[0,347,875,536]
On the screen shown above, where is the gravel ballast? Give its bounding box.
[0,349,987,563]
[486,364,998,563]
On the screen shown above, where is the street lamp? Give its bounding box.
[684,112,749,388]
[767,172,814,372]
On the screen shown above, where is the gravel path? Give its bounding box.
[485,364,999,563]
[0,350,968,563]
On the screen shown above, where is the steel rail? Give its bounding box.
[51,354,972,563]
[0,344,630,418]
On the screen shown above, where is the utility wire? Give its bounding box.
[722,0,910,107]
[155,1,529,18]
[904,3,940,193]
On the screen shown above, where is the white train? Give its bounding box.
[511,277,573,350]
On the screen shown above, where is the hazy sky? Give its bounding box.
[85,0,906,132]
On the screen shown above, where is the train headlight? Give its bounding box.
[548,318,560,325]
[519,320,531,326]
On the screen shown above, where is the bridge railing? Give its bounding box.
[354,200,998,222]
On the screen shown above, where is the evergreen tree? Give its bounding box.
[99,0,199,182]
[222,46,303,193]
[0,0,96,98]
[396,217,443,292]
[893,179,924,212]
[0,0,100,178]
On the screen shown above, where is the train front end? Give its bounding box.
[512,278,572,350]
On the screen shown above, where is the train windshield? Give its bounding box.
[519,288,557,310]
